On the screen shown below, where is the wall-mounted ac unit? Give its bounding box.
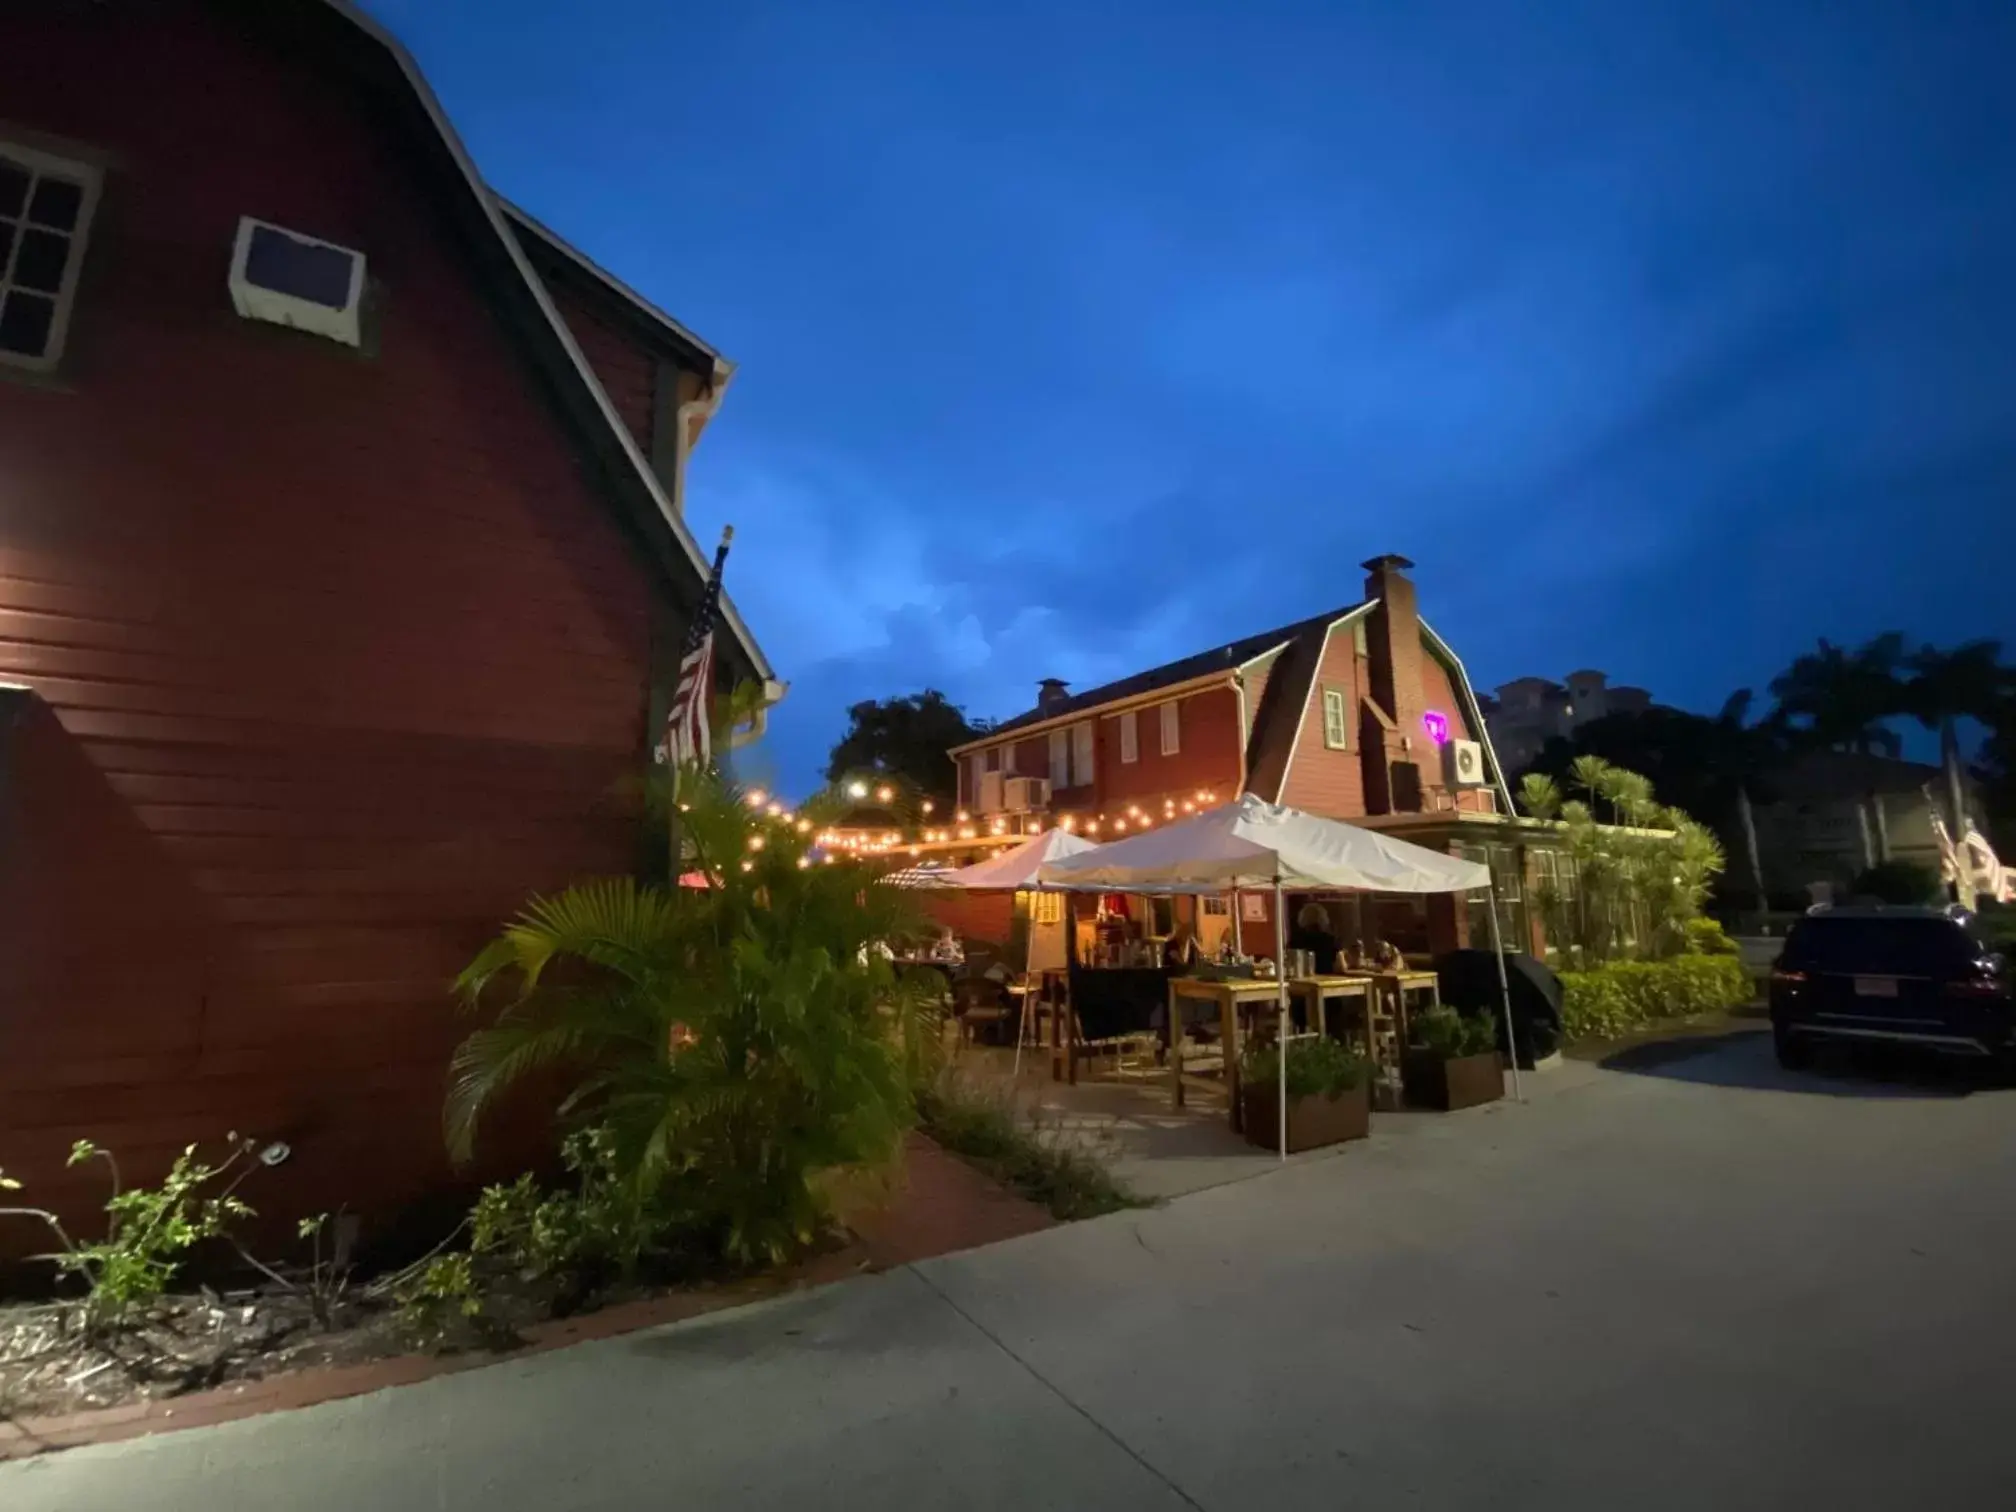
[229,216,367,347]
[1003,776,1051,813]
[1443,738,1487,788]
[977,770,1005,814]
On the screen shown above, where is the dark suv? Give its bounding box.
[1770,906,2012,1069]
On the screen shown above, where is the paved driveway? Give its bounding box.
[8,1032,2015,1510]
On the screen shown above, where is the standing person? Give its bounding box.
[1288,901,1342,974]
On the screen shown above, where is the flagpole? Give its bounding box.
[667,525,733,882]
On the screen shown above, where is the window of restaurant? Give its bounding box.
[1321,688,1349,749]
[1119,709,1138,764]
[1457,841,1527,952]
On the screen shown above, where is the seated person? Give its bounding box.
[929,925,964,964]
[1161,922,1200,970]
[1287,902,1342,974]
[1371,938,1404,971]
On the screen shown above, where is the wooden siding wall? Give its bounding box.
[0,5,661,1245]
[548,284,656,457]
[1280,627,1368,816]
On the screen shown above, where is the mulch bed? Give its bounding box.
[1,1133,1051,1460]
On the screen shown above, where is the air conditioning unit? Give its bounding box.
[1003,776,1051,813]
[1443,738,1487,788]
[229,216,367,347]
[977,770,1005,814]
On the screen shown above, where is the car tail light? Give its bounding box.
[1946,960,2006,1000]
[1771,968,1808,986]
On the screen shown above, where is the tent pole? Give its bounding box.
[1013,889,1035,1080]
[1485,881,1522,1103]
[1274,877,1288,1161]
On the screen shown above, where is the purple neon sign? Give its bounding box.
[1421,710,1451,745]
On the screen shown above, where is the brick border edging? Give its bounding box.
[0,1135,1053,1461]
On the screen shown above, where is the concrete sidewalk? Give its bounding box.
[8,1034,2014,1510]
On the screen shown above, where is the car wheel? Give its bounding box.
[1773,1024,1814,1070]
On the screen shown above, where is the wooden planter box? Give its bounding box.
[1402,1051,1504,1111]
[1240,1082,1371,1153]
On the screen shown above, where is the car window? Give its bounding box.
[1785,917,1978,976]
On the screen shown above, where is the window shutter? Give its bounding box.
[1002,743,1017,776]
[1160,700,1180,755]
[1119,710,1138,764]
[1072,722,1095,787]
[1050,728,1069,786]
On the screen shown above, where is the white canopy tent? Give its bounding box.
[1038,794,1520,1157]
[893,827,1103,1074]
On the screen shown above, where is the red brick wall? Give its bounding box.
[1281,625,1369,818]
[0,5,666,1248]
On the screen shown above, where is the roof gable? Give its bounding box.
[294,0,774,687]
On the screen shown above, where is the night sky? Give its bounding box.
[375,0,2016,794]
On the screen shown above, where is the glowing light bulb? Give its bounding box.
[739,859,755,873]
[747,834,765,851]
[797,819,812,834]
[955,810,969,823]
[1182,801,1195,812]
[746,790,767,808]
[1114,819,1129,832]
[876,785,894,803]
[848,780,869,799]
[797,856,811,869]
[921,800,935,814]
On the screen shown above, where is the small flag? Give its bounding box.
[657,527,732,771]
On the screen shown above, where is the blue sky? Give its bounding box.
[376,0,2016,794]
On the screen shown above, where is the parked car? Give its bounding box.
[1769,905,2012,1069]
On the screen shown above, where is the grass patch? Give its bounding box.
[914,1079,1142,1222]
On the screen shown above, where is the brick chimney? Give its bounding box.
[1362,555,1425,734]
[1036,678,1070,715]
[1361,554,1426,812]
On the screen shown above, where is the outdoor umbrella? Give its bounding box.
[934,827,1102,1072]
[1039,794,1517,1157]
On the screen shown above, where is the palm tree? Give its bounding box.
[1768,635,1910,869]
[1707,690,1780,921]
[450,765,939,1268]
[1902,640,2009,908]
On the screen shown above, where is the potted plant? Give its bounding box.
[1402,1005,1504,1111]
[1238,1037,1373,1153]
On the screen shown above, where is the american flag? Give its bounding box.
[658,526,732,771]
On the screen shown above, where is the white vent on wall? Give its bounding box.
[1443,739,1487,788]
[1004,776,1051,813]
[228,217,366,347]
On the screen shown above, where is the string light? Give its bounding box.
[990,819,1007,835]
[747,834,765,851]
[876,785,895,803]
[959,825,976,839]
[955,810,969,823]
[746,790,767,808]
[921,800,935,814]
[796,819,812,834]
[1114,819,1129,832]
[766,802,784,818]
[797,856,812,869]
[823,854,837,865]
[1182,801,1195,812]
[739,859,755,873]
[847,780,869,799]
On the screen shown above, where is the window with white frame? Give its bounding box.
[1049,728,1069,787]
[1002,742,1017,776]
[1159,700,1180,755]
[1321,687,1350,749]
[0,142,103,372]
[1118,709,1138,764]
[1071,721,1095,787]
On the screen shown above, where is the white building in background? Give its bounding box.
[1479,670,1654,774]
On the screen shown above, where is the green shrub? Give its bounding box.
[469,1127,649,1292]
[1558,956,1752,1043]
[916,1079,1137,1221]
[1849,860,1943,905]
[1240,1035,1373,1099]
[1408,1004,1498,1060]
[1,1138,258,1332]
[1685,918,1740,955]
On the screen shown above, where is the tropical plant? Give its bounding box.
[1409,1004,1499,1060]
[1520,762,1725,965]
[1240,1036,1372,1100]
[1557,957,1752,1043]
[1684,917,1739,956]
[1769,635,1909,757]
[468,1125,648,1293]
[449,763,941,1269]
[0,1138,258,1331]
[1848,859,1943,906]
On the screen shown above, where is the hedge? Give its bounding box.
[1558,955,1753,1044]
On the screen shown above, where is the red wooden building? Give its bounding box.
[0,0,777,1247]
[949,556,1556,956]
